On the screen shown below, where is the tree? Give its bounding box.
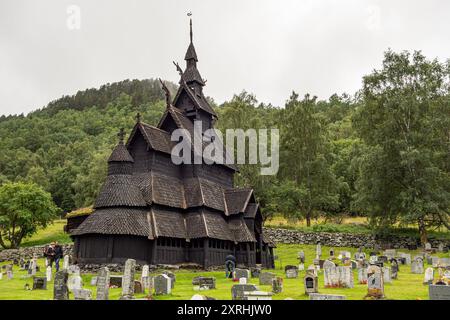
[278,93,339,226]
[0,182,59,249]
[353,50,450,243]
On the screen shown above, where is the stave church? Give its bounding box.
[70,19,275,269]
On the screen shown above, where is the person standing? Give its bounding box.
[53,241,64,272]
[44,242,56,268]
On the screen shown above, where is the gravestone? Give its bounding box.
[53,270,69,300]
[304,274,318,295]
[423,268,434,285]
[120,259,136,300]
[250,267,261,278]
[162,271,176,289]
[401,253,411,265]
[259,272,276,285]
[90,277,97,286]
[285,265,298,279]
[425,242,432,251]
[323,260,336,270]
[32,276,47,290]
[109,275,123,287]
[192,276,216,290]
[358,268,368,284]
[383,249,396,260]
[234,268,250,280]
[67,275,82,291]
[369,256,378,264]
[382,267,392,284]
[378,256,388,263]
[437,258,450,268]
[438,243,444,253]
[306,265,318,277]
[231,284,258,300]
[324,266,353,288]
[29,258,37,276]
[63,255,69,270]
[316,242,322,259]
[73,288,92,300]
[6,265,13,280]
[411,257,424,274]
[429,285,450,300]
[239,277,247,284]
[366,266,384,299]
[243,291,273,300]
[134,280,144,294]
[46,266,52,282]
[96,267,110,300]
[154,274,171,295]
[67,265,80,275]
[309,293,346,300]
[141,265,149,291]
[271,277,283,293]
[390,259,399,280]
[298,251,305,269]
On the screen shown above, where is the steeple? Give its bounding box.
[182,17,205,86]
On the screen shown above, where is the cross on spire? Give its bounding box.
[188,12,193,43]
[117,128,125,144]
[135,112,141,123]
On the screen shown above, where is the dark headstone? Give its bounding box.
[109,275,123,288]
[53,270,69,300]
[32,277,47,290]
[231,284,258,300]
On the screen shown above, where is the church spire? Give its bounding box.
[183,14,204,86]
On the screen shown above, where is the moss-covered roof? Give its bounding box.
[66,206,94,218]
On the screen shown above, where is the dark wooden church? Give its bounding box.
[71,20,275,269]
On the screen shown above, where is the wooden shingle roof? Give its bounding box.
[94,174,147,208]
[108,143,134,163]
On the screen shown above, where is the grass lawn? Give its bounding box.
[1,243,448,300]
[20,220,72,247]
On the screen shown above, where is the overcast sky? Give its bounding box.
[1,0,449,116]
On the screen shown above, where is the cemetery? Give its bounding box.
[1,243,449,300]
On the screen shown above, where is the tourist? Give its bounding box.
[225,254,236,279]
[44,242,56,268]
[53,241,64,272]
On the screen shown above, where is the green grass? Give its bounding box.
[1,243,448,300]
[19,220,71,248]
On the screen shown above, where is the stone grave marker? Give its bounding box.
[120,258,136,300]
[285,265,298,279]
[134,280,144,294]
[32,276,47,290]
[423,268,434,285]
[390,259,399,279]
[193,276,216,290]
[401,253,411,265]
[358,268,368,284]
[67,265,80,276]
[250,267,261,278]
[425,242,432,251]
[234,268,250,280]
[366,266,384,299]
[231,284,258,300]
[271,277,283,293]
[323,260,336,270]
[369,255,378,264]
[154,274,171,295]
[306,265,318,277]
[316,242,322,259]
[96,267,110,300]
[162,270,176,289]
[53,270,69,300]
[429,284,450,300]
[67,275,82,291]
[46,266,52,282]
[6,265,13,280]
[438,243,444,252]
[73,288,92,300]
[243,291,273,300]
[411,257,424,274]
[239,277,247,284]
[378,256,388,264]
[90,277,97,286]
[382,267,392,284]
[109,275,123,287]
[259,272,276,285]
[141,265,149,291]
[63,255,69,270]
[309,293,346,300]
[304,274,318,295]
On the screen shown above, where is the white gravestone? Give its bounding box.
[67,275,83,291]
[46,266,52,282]
[423,267,434,285]
[63,255,70,270]
[239,277,247,284]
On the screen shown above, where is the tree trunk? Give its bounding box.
[418,218,428,245]
[306,212,311,227]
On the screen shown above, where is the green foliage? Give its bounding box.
[352,50,450,242]
[0,182,59,249]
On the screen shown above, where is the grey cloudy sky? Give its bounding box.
[1,0,449,116]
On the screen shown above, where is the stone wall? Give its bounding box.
[263,227,450,249]
[0,244,73,263]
